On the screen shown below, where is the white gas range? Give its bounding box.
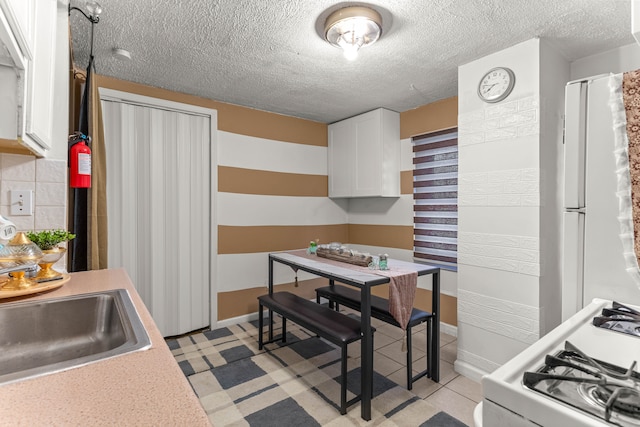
[478,298,640,427]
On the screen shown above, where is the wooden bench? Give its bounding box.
[257,291,374,414]
[315,284,433,390]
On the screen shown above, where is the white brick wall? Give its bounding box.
[458,231,540,276]
[459,167,540,207]
[458,95,540,146]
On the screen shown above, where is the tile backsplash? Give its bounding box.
[0,153,68,272]
[0,153,67,234]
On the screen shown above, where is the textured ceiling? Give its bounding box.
[69,0,634,124]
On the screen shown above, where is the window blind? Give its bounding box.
[413,128,458,265]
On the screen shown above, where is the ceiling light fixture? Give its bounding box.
[324,6,382,61]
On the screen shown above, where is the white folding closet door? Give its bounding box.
[101,100,211,337]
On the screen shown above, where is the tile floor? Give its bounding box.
[173,309,482,426]
[365,315,481,426]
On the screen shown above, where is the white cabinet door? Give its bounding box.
[328,119,354,197]
[0,0,34,60]
[328,108,400,198]
[352,110,382,197]
[23,0,56,151]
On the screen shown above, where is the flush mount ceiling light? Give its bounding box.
[324,6,382,61]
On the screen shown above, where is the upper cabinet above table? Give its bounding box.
[328,108,401,198]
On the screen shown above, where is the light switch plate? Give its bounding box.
[10,190,33,216]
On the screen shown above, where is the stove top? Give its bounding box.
[523,341,640,426]
[482,299,640,427]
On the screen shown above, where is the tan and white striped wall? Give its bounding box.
[95,75,458,329]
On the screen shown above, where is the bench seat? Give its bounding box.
[315,284,433,390]
[258,291,373,414]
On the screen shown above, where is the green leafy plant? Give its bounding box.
[26,230,76,251]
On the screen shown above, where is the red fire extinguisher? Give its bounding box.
[69,133,92,188]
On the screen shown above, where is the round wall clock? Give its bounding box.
[477,67,516,103]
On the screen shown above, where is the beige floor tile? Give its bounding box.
[446,375,483,403]
[440,340,457,364]
[409,328,428,350]
[374,330,398,350]
[376,322,405,339]
[407,376,443,398]
[440,332,456,346]
[377,340,409,364]
[410,359,458,398]
[372,351,405,377]
[412,322,427,333]
[424,386,477,426]
[386,365,411,390]
[371,317,386,328]
[437,360,459,385]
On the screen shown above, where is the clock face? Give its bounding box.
[477,67,515,103]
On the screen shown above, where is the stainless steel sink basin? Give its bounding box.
[0,289,151,385]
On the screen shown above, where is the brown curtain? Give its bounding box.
[68,25,108,270]
[87,74,108,269]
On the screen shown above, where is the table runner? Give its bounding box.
[288,250,419,331]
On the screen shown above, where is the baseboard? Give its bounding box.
[215,312,259,329]
[440,322,457,337]
[454,359,489,383]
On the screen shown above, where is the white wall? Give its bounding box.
[455,38,561,381]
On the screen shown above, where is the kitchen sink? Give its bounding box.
[0,289,151,386]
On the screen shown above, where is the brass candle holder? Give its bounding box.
[34,247,66,281]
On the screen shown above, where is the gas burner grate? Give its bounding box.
[523,341,640,427]
[593,302,640,338]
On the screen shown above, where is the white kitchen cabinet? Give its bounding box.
[328,108,400,198]
[0,0,57,156]
[0,0,35,61]
[23,0,57,151]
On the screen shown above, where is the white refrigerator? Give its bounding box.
[562,74,640,320]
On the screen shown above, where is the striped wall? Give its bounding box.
[95,75,459,328]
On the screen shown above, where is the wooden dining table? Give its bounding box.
[267,250,440,421]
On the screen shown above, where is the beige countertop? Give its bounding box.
[0,268,211,426]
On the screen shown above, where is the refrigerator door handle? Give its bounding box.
[564,81,587,209]
[562,211,585,321]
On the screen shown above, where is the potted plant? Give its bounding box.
[25,230,75,280]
